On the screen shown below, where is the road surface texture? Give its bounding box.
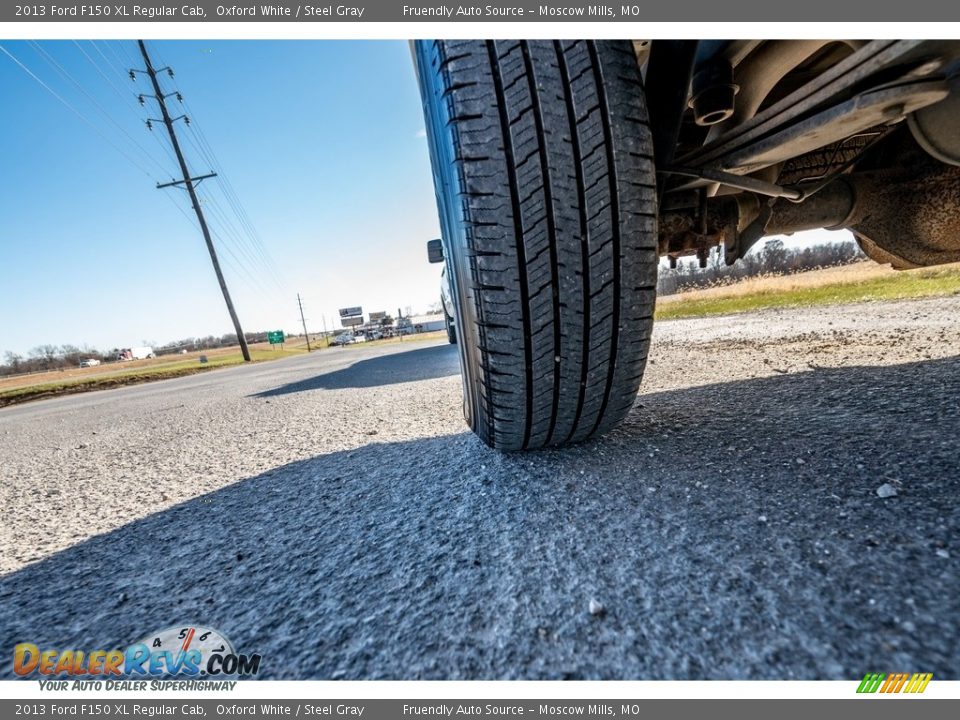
[1,296,958,679]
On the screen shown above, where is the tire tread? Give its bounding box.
[422,39,656,450]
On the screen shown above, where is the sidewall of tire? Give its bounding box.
[415,41,487,443]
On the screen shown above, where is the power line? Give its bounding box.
[158,190,272,301]
[92,39,268,297]
[6,38,285,324]
[143,40,286,289]
[135,39,251,362]
[177,91,286,283]
[28,41,172,178]
[132,41,277,298]
[198,188,283,293]
[0,43,157,179]
[75,40,182,172]
[191,124,286,286]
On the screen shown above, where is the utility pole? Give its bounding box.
[135,40,251,362]
[298,293,311,352]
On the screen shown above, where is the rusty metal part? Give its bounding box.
[725,200,772,265]
[846,158,960,268]
[660,181,856,257]
[658,193,746,257]
[659,149,960,269]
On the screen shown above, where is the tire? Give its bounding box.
[444,307,457,345]
[416,40,657,450]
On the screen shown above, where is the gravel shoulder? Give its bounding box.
[1,296,957,679]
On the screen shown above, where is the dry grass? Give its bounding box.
[0,342,315,407]
[662,261,895,301]
[656,260,960,320]
[0,332,448,408]
[0,341,308,393]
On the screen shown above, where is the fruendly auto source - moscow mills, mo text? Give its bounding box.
[402,5,621,17]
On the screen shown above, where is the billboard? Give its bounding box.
[341,316,364,327]
[339,306,363,318]
[368,311,387,322]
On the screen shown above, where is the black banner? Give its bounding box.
[4,1,960,22]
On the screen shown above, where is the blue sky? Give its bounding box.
[0,40,852,358]
[0,40,442,356]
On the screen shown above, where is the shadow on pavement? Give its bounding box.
[2,357,957,680]
[253,344,460,397]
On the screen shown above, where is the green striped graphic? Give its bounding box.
[856,672,933,694]
[857,672,886,693]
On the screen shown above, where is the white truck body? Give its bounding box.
[119,347,155,361]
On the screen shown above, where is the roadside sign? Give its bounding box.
[339,306,363,318]
[341,316,364,327]
[369,311,387,322]
[268,330,285,345]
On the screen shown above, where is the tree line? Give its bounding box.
[2,241,864,377]
[1,331,289,377]
[657,238,864,296]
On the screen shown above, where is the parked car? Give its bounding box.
[417,39,960,450]
[331,333,357,346]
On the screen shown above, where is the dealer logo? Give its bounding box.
[13,625,261,678]
[856,672,933,694]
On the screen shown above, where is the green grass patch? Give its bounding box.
[655,266,960,321]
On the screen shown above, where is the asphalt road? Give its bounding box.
[1,297,958,680]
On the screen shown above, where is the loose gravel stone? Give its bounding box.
[1,296,958,680]
[876,483,899,499]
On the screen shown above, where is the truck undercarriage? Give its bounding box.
[417,39,960,449]
[645,40,960,268]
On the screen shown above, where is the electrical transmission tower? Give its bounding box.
[132,40,251,362]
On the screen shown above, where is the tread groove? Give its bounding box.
[587,40,622,438]
[487,40,533,450]
[521,43,563,446]
[556,40,592,445]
